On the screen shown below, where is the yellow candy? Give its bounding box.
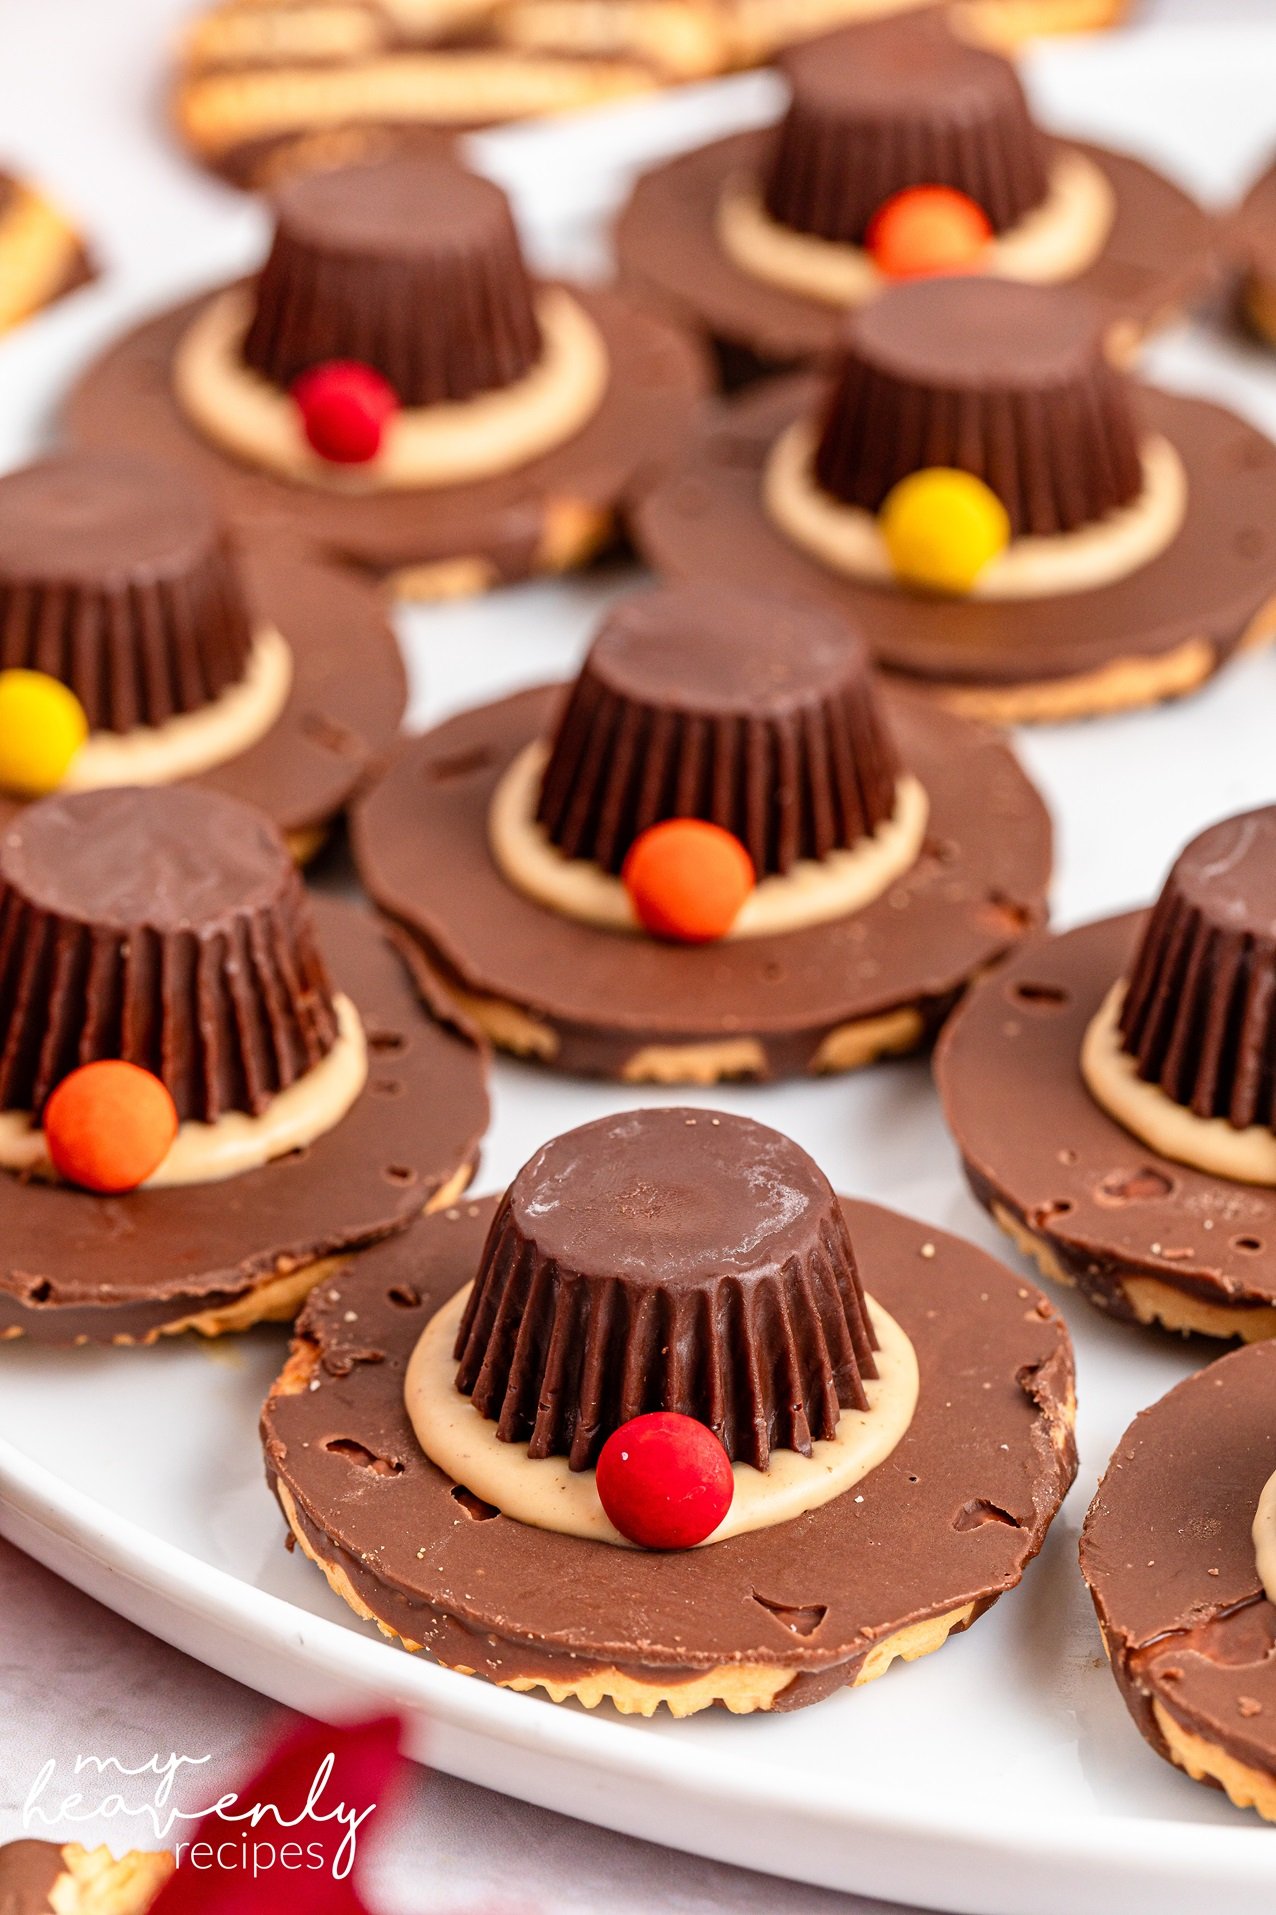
[880,468,1011,596]
[0,669,88,796]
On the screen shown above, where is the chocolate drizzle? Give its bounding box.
[452,1107,879,1471]
[1119,807,1276,1131]
[812,277,1145,538]
[0,785,339,1122]
[533,585,902,877]
[762,14,1051,245]
[241,154,543,405]
[0,452,254,733]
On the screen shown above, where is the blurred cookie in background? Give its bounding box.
[0,169,93,332]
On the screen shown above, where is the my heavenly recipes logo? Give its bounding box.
[23,1747,377,1878]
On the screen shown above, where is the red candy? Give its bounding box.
[45,1060,179,1193]
[596,1411,734,1550]
[866,185,992,280]
[292,360,399,464]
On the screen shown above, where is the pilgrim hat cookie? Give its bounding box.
[0,1842,174,1914]
[935,806,1276,1343]
[0,170,93,333]
[1081,1342,1276,1819]
[63,154,710,599]
[1235,158,1276,349]
[637,276,1276,724]
[616,11,1208,385]
[263,1106,1076,1716]
[351,582,1051,1081]
[0,783,488,1345]
[0,451,406,863]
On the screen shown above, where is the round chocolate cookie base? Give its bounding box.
[62,284,710,597]
[263,1194,1076,1716]
[0,898,488,1345]
[350,682,1050,1081]
[1081,1340,1276,1819]
[935,911,1276,1341]
[0,542,406,855]
[616,132,1215,381]
[636,380,1276,722]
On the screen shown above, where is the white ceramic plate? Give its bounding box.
[5,17,1276,1913]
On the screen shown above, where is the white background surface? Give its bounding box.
[3,4,1276,1913]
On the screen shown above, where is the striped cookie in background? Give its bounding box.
[0,172,93,332]
[0,1841,173,1915]
[172,0,1136,190]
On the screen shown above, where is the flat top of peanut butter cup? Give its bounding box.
[0,451,222,587]
[778,10,1014,120]
[1165,806,1276,935]
[0,784,290,931]
[508,1107,836,1284]
[270,153,517,261]
[848,277,1107,392]
[593,585,862,716]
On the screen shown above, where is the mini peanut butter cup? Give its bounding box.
[453,1108,877,1470]
[0,784,337,1122]
[1119,809,1276,1130]
[764,13,1049,246]
[241,154,542,405]
[0,452,253,732]
[813,277,1143,538]
[534,584,900,877]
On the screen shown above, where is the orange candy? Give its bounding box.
[45,1060,180,1193]
[622,819,755,943]
[866,186,992,280]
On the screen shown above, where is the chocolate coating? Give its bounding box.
[0,453,253,731]
[1121,808,1276,1131]
[616,130,1217,378]
[242,156,542,404]
[764,15,1049,244]
[0,1841,65,1914]
[455,1109,876,1469]
[1081,1341,1276,1794]
[535,585,900,876]
[635,375,1276,701]
[64,283,709,589]
[352,681,1051,1079]
[1236,159,1276,295]
[0,786,337,1121]
[0,898,488,1344]
[263,1192,1075,1710]
[814,279,1143,537]
[935,910,1276,1327]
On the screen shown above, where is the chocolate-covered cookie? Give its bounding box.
[352,583,1050,1082]
[0,169,93,334]
[64,155,709,599]
[0,452,405,860]
[936,807,1276,1340]
[263,1107,1075,1716]
[1235,158,1276,349]
[0,785,488,1345]
[617,11,1211,385]
[637,277,1276,723]
[0,1841,172,1914]
[1081,1341,1276,1820]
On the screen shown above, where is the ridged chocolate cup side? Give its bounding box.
[763,14,1050,245]
[813,277,1145,538]
[533,585,902,878]
[453,1107,879,1472]
[1119,808,1276,1131]
[0,452,254,732]
[0,785,340,1123]
[241,154,543,405]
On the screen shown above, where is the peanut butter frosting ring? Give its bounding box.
[935,911,1276,1341]
[617,132,1215,377]
[262,1192,1075,1716]
[352,681,1050,1082]
[64,283,710,595]
[175,285,610,492]
[636,377,1276,721]
[0,898,489,1345]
